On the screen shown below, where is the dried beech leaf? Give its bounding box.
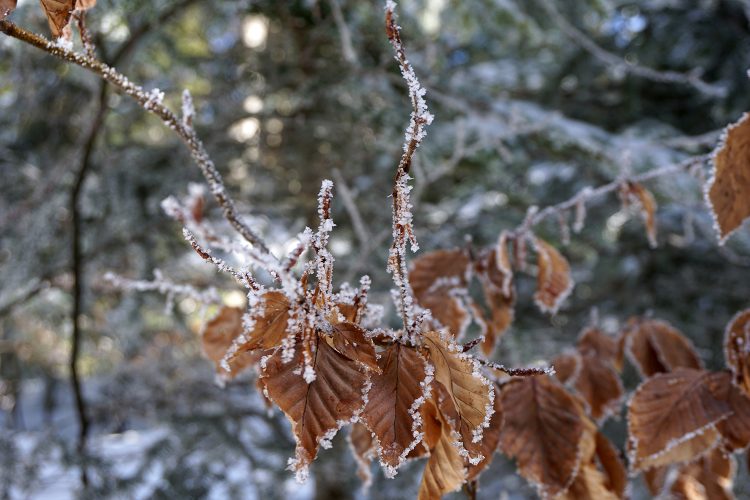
[261,334,370,480]
[499,375,588,498]
[360,344,430,475]
[422,330,494,463]
[348,423,375,488]
[552,351,581,385]
[418,399,466,500]
[410,249,472,338]
[672,449,736,500]
[627,369,731,472]
[0,0,16,19]
[622,181,658,248]
[559,465,619,500]
[40,0,75,37]
[707,112,750,243]
[623,318,702,377]
[723,309,750,394]
[474,249,515,356]
[593,431,627,499]
[202,306,256,378]
[227,291,290,361]
[706,371,750,452]
[578,327,620,366]
[573,355,624,423]
[466,387,503,480]
[495,230,514,296]
[533,238,574,314]
[330,321,379,373]
[74,0,96,9]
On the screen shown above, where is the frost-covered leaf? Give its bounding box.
[573,354,624,423]
[360,343,430,475]
[39,0,75,37]
[222,291,290,368]
[422,330,494,463]
[553,351,581,385]
[348,423,375,488]
[627,369,731,472]
[645,448,736,499]
[559,465,620,500]
[0,0,16,19]
[418,398,466,500]
[621,181,658,248]
[260,334,370,480]
[532,238,574,314]
[724,308,750,395]
[578,327,621,370]
[622,318,702,377]
[330,321,379,373]
[201,306,257,378]
[466,387,503,480]
[591,431,628,499]
[707,112,750,243]
[498,375,590,498]
[474,249,515,356]
[706,371,750,452]
[74,0,96,9]
[410,249,472,337]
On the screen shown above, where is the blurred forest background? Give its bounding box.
[2,0,750,498]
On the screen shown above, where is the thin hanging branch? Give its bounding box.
[384,1,433,338]
[0,19,273,258]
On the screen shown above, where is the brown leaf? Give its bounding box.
[223,291,290,367]
[533,238,574,314]
[495,230,514,296]
[418,398,466,500]
[723,308,750,394]
[330,321,379,373]
[707,112,750,243]
[552,351,581,385]
[260,334,370,480]
[622,318,702,377]
[621,181,658,248]
[474,249,515,356]
[627,369,731,472]
[498,375,590,498]
[593,431,628,499]
[74,0,96,9]
[201,306,257,378]
[578,327,620,368]
[422,330,494,463]
[40,0,75,37]
[410,249,472,337]
[573,354,625,423]
[348,423,375,488]
[0,0,16,19]
[705,371,750,452]
[359,343,429,475]
[671,449,736,500]
[466,387,503,480]
[560,465,620,500]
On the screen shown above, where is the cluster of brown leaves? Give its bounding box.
[1,0,96,37]
[409,233,574,358]
[623,314,750,498]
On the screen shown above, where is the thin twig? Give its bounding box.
[0,20,273,257]
[331,168,370,249]
[542,0,726,98]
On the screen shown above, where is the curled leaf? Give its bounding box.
[499,375,590,498]
[621,181,658,248]
[474,248,515,356]
[627,368,731,472]
[533,238,574,314]
[418,398,466,500]
[577,327,620,368]
[40,0,75,37]
[706,371,750,452]
[201,306,256,378]
[707,112,750,243]
[330,321,379,373]
[348,423,376,488]
[724,308,750,395]
[260,334,370,481]
[360,344,430,476]
[622,318,702,378]
[466,387,503,480]
[410,249,473,337]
